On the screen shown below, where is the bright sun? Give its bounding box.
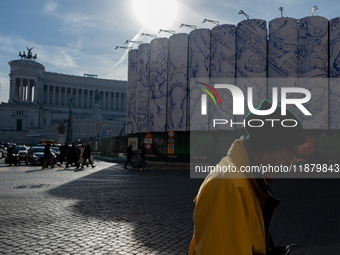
[133,0,178,30]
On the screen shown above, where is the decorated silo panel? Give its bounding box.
[210,24,236,130]
[127,49,138,134]
[136,44,150,133]
[167,33,189,132]
[148,38,169,132]
[330,17,340,129]
[188,28,211,131]
[236,19,267,126]
[298,16,328,129]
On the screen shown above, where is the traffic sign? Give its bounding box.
[145,132,152,144]
[144,138,152,144]
[145,132,152,138]
[168,137,175,144]
[167,144,175,154]
[168,131,175,137]
[146,144,151,149]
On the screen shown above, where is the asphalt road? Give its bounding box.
[0,158,340,254]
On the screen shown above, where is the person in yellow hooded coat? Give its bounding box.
[189,100,306,255]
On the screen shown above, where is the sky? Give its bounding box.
[0,0,339,103]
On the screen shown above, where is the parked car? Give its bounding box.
[16,145,28,162]
[0,145,6,159]
[51,146,62,164]
[25,146,56,165]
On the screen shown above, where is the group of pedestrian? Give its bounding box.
[124,142,147,170]
[7,143,19,166]
[43,142,95,171]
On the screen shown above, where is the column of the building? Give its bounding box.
[119,92,122,110]
[81,89,84,107]
[93,90,95,105]
[87,90,90,107]
[52,86,56,105]
[27,81,31,102]
[58,86,62,105]
[33,81,38,103]
[27,80,32,102]
[41,84,44,104]
[113,92,115,109]
[122,92,125,110]
[64,88,68,106]
[23,81,27,101]
[80,89,83,107]
[19,79,23,102]
[75,88,79,107]
[79,89,84,107]
[47,85,50,104]
[9,78,14,101]
[108,92,111,109]
[15,79,19,101]
[103,91,106,108]
[25,80,28,101]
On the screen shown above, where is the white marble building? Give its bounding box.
[0,58,127,144]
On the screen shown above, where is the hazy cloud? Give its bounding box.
[43,1,58,14]
[62,13,98,33]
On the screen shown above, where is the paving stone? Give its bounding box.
[0,162,340,254]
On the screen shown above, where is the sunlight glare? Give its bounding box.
[133,0,178,30]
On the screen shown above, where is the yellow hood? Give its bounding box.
[189,139,268,255]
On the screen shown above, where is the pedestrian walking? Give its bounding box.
[188,100,306,255]
[42,143,54,170]
[138,143,147,169]
[59,143,68,165]
[66,143,79,169]
[78,144,89,167]
[124,142,134,169]
[80,142,95,169]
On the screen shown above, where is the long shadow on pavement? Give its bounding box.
[48,167,203,254]
[48,167,340,253]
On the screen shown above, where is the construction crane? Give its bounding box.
[311,5,318,16]
[115,46,133,50]
[279,7,284,18]
[179,23,197,30]
[238,10,250,20]
[125,40,143,44]
[202,19,219,26]
[158,29,175,35]
[141,33,157,39]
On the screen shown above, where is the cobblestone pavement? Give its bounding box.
[0,158,340,254]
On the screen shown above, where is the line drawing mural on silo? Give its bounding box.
[209,24,236,130]
[148,38,169,132]
[136,43,151,133]
[236,19,267,127]
[188,28,211,131]
[126,49,138,134]
[268,17,299,117]
[298,16,328,129]
[330,17,340,129]
[167,33,189,131]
